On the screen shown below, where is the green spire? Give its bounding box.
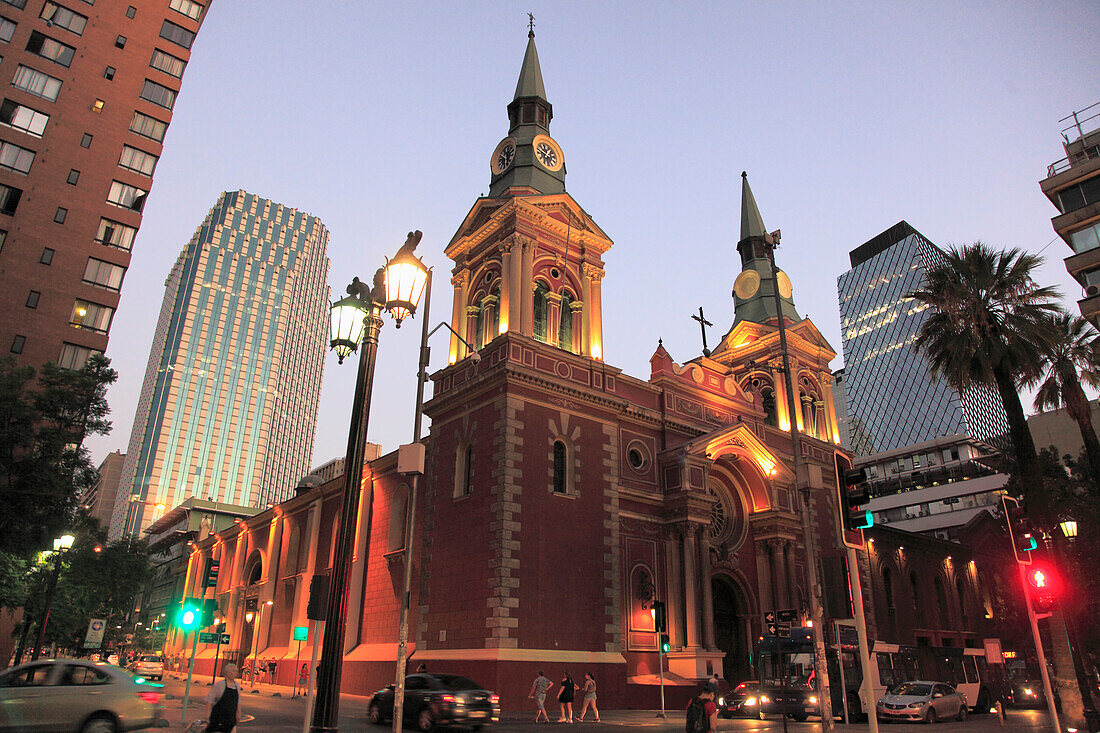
[740,171,767,241]
[513,30,547,103]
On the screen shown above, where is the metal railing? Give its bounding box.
[1047,101,1100,176]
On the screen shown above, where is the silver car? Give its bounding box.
[0,659,162,732]
[876,680,967,723]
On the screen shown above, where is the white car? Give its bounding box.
[131,655,164,681]
[876,681,967,723]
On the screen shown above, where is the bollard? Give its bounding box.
[995,700,1006,725]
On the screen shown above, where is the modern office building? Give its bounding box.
[1028,399,1100,462]
[81,449,126,528]
[1039,102,1100,325]
[0,0,211,370]
[836,221,1008,455]
[109,191,330,539]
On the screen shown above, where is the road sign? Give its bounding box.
[763,611,776,625]
[83,618,106,649]
[777,608,798,624]
[293,626,308,641]
[767,623,778,636]
[199,632,218,644]
[776,622,791,637]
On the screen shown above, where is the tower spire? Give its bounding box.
[730,172,800,326]
[513,23,547,102]
[740,171,767,241]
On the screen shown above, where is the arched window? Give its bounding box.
[488,287,500,342]
[533,282,549,342]
[463,444,473,495]
[955,577,968,623]
[762,388,777,427]
[935,576,949,626]
[883,567,895,609]
[473,304,485,349]
[559,290,575,353]
[388,485,408,551]
[285,524,301,576]
[245,551,263,585]
[553,440,567,494]
[910,572,920,616]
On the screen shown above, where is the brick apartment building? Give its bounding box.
[0,0,210,369]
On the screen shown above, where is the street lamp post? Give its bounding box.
[310,231,429,733]
[1055,521,1100,732]
[30,533,74,661]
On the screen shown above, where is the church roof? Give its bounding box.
[513,31,547,102]
[740,172,767,241]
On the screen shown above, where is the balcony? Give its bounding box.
[1064,244,1100,279]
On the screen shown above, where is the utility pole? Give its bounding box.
[763,230,834,731]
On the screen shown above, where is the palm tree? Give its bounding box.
[910,242,1061,503]
[1034,312,1100,489]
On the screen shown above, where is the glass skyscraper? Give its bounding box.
[109,191,330,538]
[836,221,1008,456]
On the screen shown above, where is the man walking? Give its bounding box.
[528,669,554,723]
[685,680,719,733]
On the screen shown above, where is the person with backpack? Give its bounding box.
[685,680,719,733]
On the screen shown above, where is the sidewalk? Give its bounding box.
[165,669,310,698]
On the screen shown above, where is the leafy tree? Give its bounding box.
[910,243,1060,507]
[0,551,28,611]
[1033,313,1100,489]
[0,354,116,556]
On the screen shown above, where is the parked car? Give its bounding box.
[367,673,500,731]
[876,681,967,723]
[718,680,771,719]
[130,656,164,682]
[0,658,162,732]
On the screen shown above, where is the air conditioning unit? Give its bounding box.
[1086,285,1100,298]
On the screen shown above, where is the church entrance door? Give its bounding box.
[712,576,749,683]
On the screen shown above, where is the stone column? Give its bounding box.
[569,301,583,354]
[821,377,840,444]
[682,529,700,649]
[756,541,774,615]
[498,239,514,334]
[262,512,283,652]
[773,372,790,431]
[449,271,469,362]
[483,295,499,342]
[292,499,324,631]
[465,305,481,349]
[700,529,717,651]
[544,291,562,346]
[521,236,535,335]
[582,264,604,359]
[512,236,526,333]
[774,539,791,609]
[665,532,682,648]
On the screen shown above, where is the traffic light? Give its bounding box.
[659,633,671,653]
[178,599,201,630]
[1025,565,1059,613]
[203,559,220,589]
[201,598,218,627]
[1002,495,1035,564]
[842,467,873,531]
[651,600,667,633]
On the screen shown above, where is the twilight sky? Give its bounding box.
[86,1,1100,471]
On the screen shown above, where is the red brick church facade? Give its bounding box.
[179,32,863,710]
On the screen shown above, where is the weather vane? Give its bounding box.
[528,13,535,36]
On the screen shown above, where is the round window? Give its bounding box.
[628,448,645,470]
[550,267,560,279]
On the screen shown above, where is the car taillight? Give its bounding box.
[490,694,500,704]
[137,691,160,704]
[440,694,454,703]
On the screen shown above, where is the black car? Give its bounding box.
[1007,680,1047,708]
[368,673,500,731]
[718,680,771,719]
[767,681,820,722]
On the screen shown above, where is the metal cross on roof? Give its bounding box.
[692,306,713,357]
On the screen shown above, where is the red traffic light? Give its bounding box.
[1025,565,1060,613]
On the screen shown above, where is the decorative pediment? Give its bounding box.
[446,194,612,261]
[680,423,792,484]
[710,318,835,370]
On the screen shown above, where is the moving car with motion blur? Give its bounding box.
[1006,680,1047,708]
[0,659,162,732]
[876,680,968,723]
[367,673,500,731]
[718,680,771,719]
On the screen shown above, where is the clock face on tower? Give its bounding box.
[531,134,564,172]
[733,270,761,299]
[490,137,517,175]
[777,270,793,299]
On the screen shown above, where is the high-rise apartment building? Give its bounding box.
[1040,102,1100,325]
[109,191,330,538]
[836,221,1008,455]
[0,0,211,370]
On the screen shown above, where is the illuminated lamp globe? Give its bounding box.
[1059,519,1078,540]
[383,250,428,328]
[329,294,368,363]
[54,534,75,551]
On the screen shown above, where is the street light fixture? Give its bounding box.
[1058,519,1078,540]
[310,231,429,733]
[30,533,75,661]
[1052,518,1098,732]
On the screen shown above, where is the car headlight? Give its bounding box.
[760,696,771,704]
[1023,688,1034,696]
[908,702,927,708]
[745,697,757,706]
[809,696,818,705]
[718,697,725,706]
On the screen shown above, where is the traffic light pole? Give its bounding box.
[845,546,879,733]
[1020,564,1061,733]
[181,628,199,726]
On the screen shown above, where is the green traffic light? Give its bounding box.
[179,606,199,629]
[855,510,873,530]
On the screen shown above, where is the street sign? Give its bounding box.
[777,608,798,624]
[199,632,219,644]
[767,623,778,636]
[776,622,791,637]
[293,626,308,641]
[763,611,776,625]
[220,633,230,645]
[83,618,106,649]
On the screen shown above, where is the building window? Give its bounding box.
[70,299,114,334]
[0,0,26,9]
[139,79,176,110]
[1056,177,1100,215]
[25,290,39,308]
[83,257,125,291]
[100,65,114,81]
[10,334,23,354]
[169,0,203,21]
[0,229,6,252]
[95,217,136,251]
[125,5,135,18]
[118,144,157,176]
[92,98,103,113]
[12,65,62,101]
[559,290,575,353]
[79,132,92,148]
[107,180,147,212]
[0,183,21,215]
[0,16,15,43]
[53,206,66,223]
[762,387,777,427]
[58,342,101,369]
[149,48,186,79]
[39,247,53,264]
[66,168,78,184]
[533,281,549,342]
[25,31,75,67]
[129,111,167,142]
[159,19,194,49]
[388,485,408,551]
[114,34,126,49]
[40,3,87,36]
[1070,223,1100,254]
[552,440,567,494]
[0,140,34,174]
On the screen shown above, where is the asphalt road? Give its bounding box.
[155,678,1056,733]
